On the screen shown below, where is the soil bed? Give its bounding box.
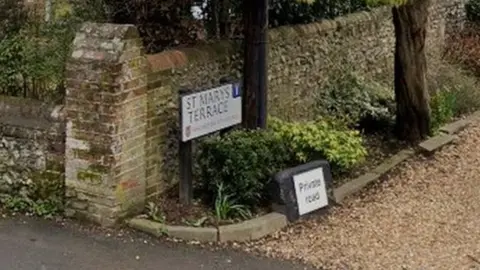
[147,130,409,226]
[148,186,270,228]
[333,130,409,187]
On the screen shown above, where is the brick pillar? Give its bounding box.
[64,23,148,226]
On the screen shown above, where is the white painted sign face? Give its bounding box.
[293,167,329,216]
[181,83,242,142]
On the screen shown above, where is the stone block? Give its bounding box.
[333,173,380,203]
[439,119,470,134]
[64,208,76,217]
[372,149,414,175]
[127,218,165,237]
[128,218,219,242]
[218,213,287,242]
[71,200,88,210]
[419,134,455,153]
[165,225,218,242]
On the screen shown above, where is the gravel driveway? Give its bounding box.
[252,119,480,269]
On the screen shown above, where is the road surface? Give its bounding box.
[0,216,312,270]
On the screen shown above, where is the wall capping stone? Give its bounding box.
[79,22,140,40]
[0,95,63,121]
[147,40,240,73]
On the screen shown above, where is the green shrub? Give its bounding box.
[467,0,480,23]
[430,90,456,132]
[428,62,480,116]
[428,65,480,132]
[214,183,252,221]
[450,82,480,116]
[0,34,28,96]
[268,0,370,27]
[269,117,367,172]
[0,0,98,101]
[0,171,64,217]
[196,129,293,209]
[315,72,394,127]
[196,118,367,210]
[0,25,71,101]
[0,0,28,39]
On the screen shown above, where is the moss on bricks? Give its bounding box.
[87,164,109,174]
[46,159,64,173]
[77,170,102,184]
[87,144,111,158]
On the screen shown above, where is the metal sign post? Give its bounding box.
[178,83,242,205]
[178,88,194,204]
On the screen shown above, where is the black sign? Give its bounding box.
[270,160,334,222]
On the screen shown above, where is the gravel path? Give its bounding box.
[253,119,480,269]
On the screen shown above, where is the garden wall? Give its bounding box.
[43,0,467,226]
[143,0,467,199]
[0,96,65,197]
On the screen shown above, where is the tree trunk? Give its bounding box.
[242,0,268,129]
[211,0,220,38]
[392,0,431,142]
[219,0,230,38]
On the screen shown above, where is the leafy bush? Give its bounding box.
[101,0,203,53]
[0,0,28,39]
[315,72,394,127]
[268,0,369,27]
[196,129,293,208]
[467,0,480,23]
[441,30,480,116]
[0,0,111,101]
[430,90,456,132]
[196,118,367,211]
[444,30,480,78]
[194,0,377,40]
[449,80,480,116]
[428,61,480,117]
[0,0,89,101]
[214,183,251,220]
[269,117,367,171]
[0,34,28,97]
[0,171,64,217]
[145,202,166,223]
[0,26,71,101]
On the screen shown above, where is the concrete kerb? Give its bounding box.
[128,218,166,237]
[333,113,480,203]
[128,112,480,242]
[332,148,416,204]
[439,119,470,134]
[418,133,455,153]
[127,213,288,243]
[218,213,287,243]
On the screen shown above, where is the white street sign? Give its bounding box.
[180,83,242,142]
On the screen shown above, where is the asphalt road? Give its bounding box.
[0,216,313,270]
